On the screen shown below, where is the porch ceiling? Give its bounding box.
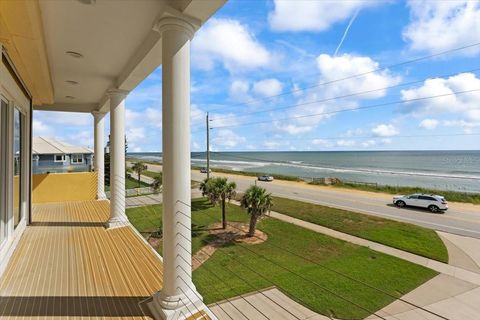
[2,0,225,113]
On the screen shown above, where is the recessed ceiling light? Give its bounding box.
[66,80,79,85]
[65,51,83,58]
[76,0,96,5]
[65,95,75,99]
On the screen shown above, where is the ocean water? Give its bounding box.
[129,151,480,193]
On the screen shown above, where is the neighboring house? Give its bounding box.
[32,137,93,174]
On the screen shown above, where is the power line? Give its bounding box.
[209,67,480,122]
[185,201,449,320]
[174,210,394,320]
[210,89,480,129]
[126,179,444,319]
[192,42,480,116]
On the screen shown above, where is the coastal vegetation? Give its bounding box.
[128,157,479,204]
[240,185,273,236]
[197,166,302,181]
[131,161,148,188]
[126,198,437,319]
[271,196,448,262]
[200,177,237,229]
[320,181,480,205]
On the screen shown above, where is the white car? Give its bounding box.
[258,175,274,182]
[393,194,448,213]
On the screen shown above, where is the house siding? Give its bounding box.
[33,154,93,174]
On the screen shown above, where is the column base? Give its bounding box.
[105,216,129,229]
[97,193,107,200]
[148,288,217,320]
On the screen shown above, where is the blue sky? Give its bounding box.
[34,0,480,152]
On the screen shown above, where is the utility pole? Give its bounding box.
[206,112,210,180]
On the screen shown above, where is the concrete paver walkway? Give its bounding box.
[368,274,480,320]
[210,288,330,320]
[438,231,480,273]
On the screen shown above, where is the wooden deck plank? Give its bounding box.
[0,200,163,320]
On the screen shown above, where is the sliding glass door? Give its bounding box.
[13,108,23,229]
[0,99,7,243]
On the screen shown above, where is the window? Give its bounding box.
[71,154,84,164]
[0,99,7,243]
[13,108,22,229]
[54,154,66,163]
[408,195,418,199]
[419,196,436,201]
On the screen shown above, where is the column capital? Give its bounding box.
[106,88,129,99]
[92,110,107,118]
[153,6,200,39]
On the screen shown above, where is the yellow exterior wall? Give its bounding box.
[32,172,97,203]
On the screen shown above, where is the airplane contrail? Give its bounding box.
[334,9,360,57]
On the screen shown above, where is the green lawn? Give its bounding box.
[141,170,162,179]
[105,176,150,191]
[271,196,448,263]
[126,199,438,319]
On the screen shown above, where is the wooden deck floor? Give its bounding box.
[0,200,164,319]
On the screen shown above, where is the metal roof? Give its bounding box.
[32,137,93,155]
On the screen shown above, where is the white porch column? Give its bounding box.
[106,89,129,229]
[148,13,213,320]
[92,111,107,200]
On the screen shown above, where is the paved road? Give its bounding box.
[143,163,480,238]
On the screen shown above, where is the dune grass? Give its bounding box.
[320,182,480,204]
[127,198,437,319]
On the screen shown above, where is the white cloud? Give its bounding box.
[212,129,246,149]
[419,119,439,130]
[316,54,400,99]
[193,18,271,72]
[40,111,91,126]
[344,128,364,137]
[145,108,162,128]
[32,119,53,137]
[127,127,145,144]
[275,123,313,135]
[229,79,252,102]
[66,130,93,148]
[372,124,399,137]
[253,78,283,97]
[403,1,480,55]
[400,73,480,122]
[271,53,399,135]
[269,0,383,32]
[361,140,377,148]
[263,141,282,150]
[443,120,480,133]
[336,139,356,147]
[312,139,333,148]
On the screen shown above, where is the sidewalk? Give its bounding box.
[266,209,480,286]
[126,190,202,208]
[264,208,480,320]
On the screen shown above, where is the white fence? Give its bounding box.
[106,185,162,198]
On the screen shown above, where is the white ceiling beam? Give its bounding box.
[34,102,98,113]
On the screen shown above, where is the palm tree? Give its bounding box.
[199,177,236,229]
[241,185,273,237]
[151,175,162,193]
[131,161,147,188]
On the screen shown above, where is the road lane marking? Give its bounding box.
[283,194,480,237]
